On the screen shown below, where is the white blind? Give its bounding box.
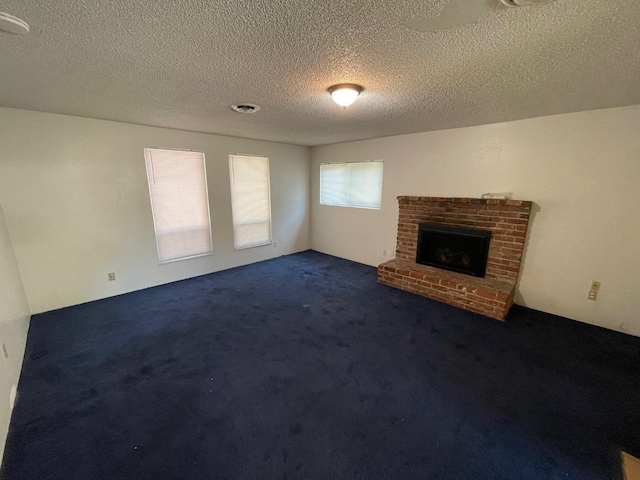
[229,155,272,249]
[144,148,213,263]
[320,161,383,209]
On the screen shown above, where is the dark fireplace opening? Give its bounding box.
[416,223,491,277]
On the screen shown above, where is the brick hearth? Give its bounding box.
[378,197,532,320]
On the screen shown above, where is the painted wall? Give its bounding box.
[0,107,310,314]
[0,202,30,465]
[311,105,640,337]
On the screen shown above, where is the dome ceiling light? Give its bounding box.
[0,12,30,34]
[328,84,363,108]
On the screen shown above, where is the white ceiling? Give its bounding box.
[0,0,638,146]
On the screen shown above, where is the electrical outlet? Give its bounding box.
[2,343,8,359]
[273,241,277,247]
[108,272,116,281]
[588,291,598,301]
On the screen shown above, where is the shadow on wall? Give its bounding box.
[0,322,23,408]
[0,314,31,466]
[514,201,541,305]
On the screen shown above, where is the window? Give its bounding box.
[144,148,213,263]
[319,161,384,209]
[229,154,272,249]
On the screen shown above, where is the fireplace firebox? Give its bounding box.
[416,223,491,277]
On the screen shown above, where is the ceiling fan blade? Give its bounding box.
[403,0,500,33]
[440,0,497,24]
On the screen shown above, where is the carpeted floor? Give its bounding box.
[2,250,639,480]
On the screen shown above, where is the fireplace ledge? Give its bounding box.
[378,258,515,321]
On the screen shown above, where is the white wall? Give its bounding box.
[311,105,640,337]
[2,104,639,338]
[0,202,30,465]
[0,107,310,313]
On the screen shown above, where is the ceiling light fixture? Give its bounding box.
[0,12,29,35]
[328,84,363,108]
[231,104,260,113]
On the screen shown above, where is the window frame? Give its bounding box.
[319,160,384,210]
[144,147,214,264]
[228,153,273,251]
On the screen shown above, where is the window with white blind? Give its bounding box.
[144,148,213,263]
[319,161,384,209]
[229,154,272,249]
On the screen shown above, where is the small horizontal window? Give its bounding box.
[320,161,383,209]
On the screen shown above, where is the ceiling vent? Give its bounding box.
[231,104,260,114]
[499,0,556,6]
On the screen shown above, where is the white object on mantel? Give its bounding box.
[481,192,513,200]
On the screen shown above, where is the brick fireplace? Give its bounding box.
[378,197,532,320]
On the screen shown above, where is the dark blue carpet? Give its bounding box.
[2,251,639,480]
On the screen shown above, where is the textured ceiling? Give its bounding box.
[0,0,639,146]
